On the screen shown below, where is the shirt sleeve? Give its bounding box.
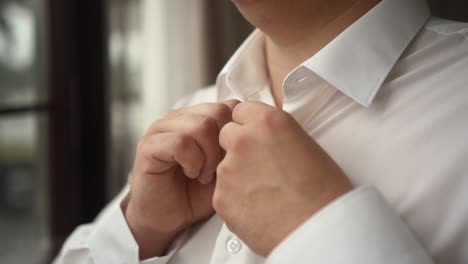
[53,185,184,264]
[267,186,435,264]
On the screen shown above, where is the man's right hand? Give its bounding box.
[124,100,240,260]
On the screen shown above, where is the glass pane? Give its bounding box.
[0,113,47,263]
[0,0,38,107]
[107,0,143,198]
[0,0,47,262]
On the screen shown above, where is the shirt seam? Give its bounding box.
[424,23,468,39]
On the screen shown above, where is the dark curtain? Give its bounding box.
[203,1,254,84]
[429,0,468,22]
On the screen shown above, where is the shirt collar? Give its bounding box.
[216,31,269,101]
[217,0,431,107]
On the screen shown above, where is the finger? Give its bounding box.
[219,121,243,151]
[159,102,237,132]
[149,114,221,183]
[223,99,241,112]
[232,101,277,125]
[138,132,205,179]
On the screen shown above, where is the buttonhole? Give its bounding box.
[297,76,309,83]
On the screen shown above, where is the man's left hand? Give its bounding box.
[216,101,352,256]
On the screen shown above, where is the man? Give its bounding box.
[55,0,468,263]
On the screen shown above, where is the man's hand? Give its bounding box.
[216,101,352,256]
[125,100,240,259]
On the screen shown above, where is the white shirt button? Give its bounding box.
[226,237,242,254]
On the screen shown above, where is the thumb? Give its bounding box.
[223,99,241,112]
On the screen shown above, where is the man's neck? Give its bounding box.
[265,0,380,108]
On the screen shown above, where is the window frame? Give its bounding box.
[44,0,109,260]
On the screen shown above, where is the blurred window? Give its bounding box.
[0,0,49,263]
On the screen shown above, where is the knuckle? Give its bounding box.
[212,190,227,213]
[145,122,157,134]
[163,109,180,118]
[212,103,232,121]
[195,116,218,135]
[173,133,191,152]
[136,137,146,150]
[137,140,154,166]
[231,133,251,152]
[259,109,289,128]
[136,137,151,155]
[146,119,164,134]
[216,162,231,176]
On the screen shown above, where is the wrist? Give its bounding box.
[266,181,353,256]
[123,199,181,259]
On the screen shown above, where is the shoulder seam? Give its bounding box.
[424,22,468,40]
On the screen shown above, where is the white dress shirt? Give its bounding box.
[54,0,468,263]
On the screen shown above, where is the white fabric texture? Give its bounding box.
[54,0,468,263]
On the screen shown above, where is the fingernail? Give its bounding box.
[183,168,198,179]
